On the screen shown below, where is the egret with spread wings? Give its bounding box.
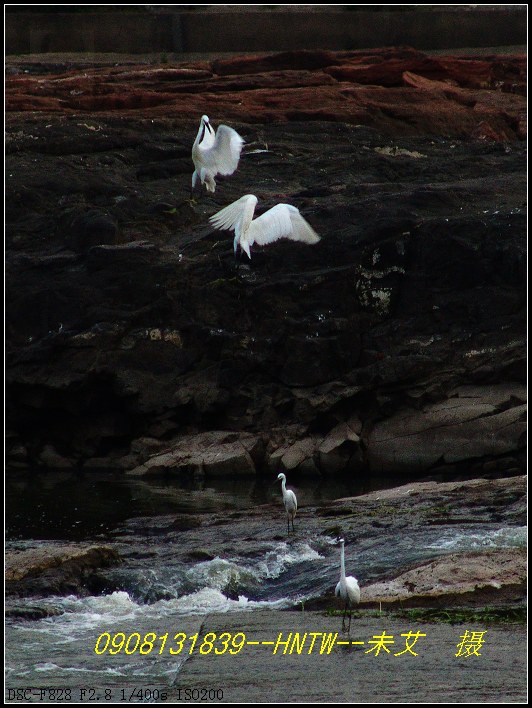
[192,115,244,194]
[209,194,321,259]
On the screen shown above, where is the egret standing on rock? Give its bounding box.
[277,473,298,534]
[191,115,244,194]
[209,194,321,259]
[335,538,360,633]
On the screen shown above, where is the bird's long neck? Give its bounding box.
[340,543,346,580]
[193,122,204,150]
[281,478,287,495]
[195,121,214,150]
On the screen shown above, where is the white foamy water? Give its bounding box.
[5,585,292,691]
[8,587,292,643]
[7,541,320,638]
[176,542,322,602]
[34,662,60,672]
[185,557,257,591]
[154,587,293,616]
[255,541,323,580]
[6,592,144,645]
[427,526,527,552]
[6,542,322,678]
[7,542,319,638]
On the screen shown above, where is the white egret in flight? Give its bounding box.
[335,538,360,633]
[277,473,298,534]
[192,115,244,194]
[209,194,320,259]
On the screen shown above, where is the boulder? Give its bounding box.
[276,437,317,471]
[324,56,443,86]
[128,431,261,477]
[5,544,120,596]
[318,421,363,475]
[361,548,527,608]
[39,444,74,469]
[366,387,526,474]
[211,49,343,75]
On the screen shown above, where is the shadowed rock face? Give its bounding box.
[5,49,526,477]
[367,385,526,474]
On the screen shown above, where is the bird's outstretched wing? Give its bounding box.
[209,194,258,234]
[202,125,244,176]
[250,204,320,247]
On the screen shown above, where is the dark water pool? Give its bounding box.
[6,468,403,541]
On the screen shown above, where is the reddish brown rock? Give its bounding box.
[401,71,525,139]
[435,55,526,94]
[5,48,526,140]
[108,67,214,82]
[211,49,344,76]
[325,56,443,86]
[163,70,338,95]
[402,70,476,103]
[470,119,515,142]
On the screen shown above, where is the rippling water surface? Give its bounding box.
[6,470,397,540]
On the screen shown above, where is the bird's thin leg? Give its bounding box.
[343,602,348,631]
[287,516,290,535]
[233,236,240,270]
[347,606,352,634]
[190,171,199,203]
[291,514,295,532]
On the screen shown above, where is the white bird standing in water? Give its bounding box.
[209,194,320,259]
[335,538,360,633]
[191,115,244,194]
[277,473,297,534]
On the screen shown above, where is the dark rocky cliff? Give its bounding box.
[6,49,526,478]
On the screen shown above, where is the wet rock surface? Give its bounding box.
[174,611,526,703]
[5,475,525,608]
[5,473,526,701]
[362,548,526,608]
[5,49,526,478]
[5,543,120,596]
[62,475,527,606]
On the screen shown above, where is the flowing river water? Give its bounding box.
[5,471,527,700]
